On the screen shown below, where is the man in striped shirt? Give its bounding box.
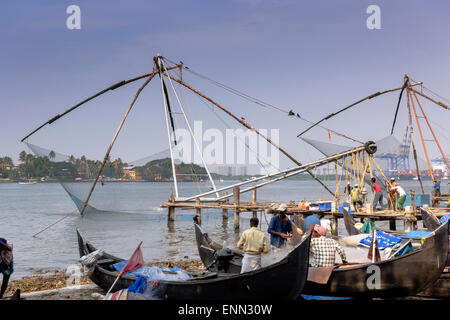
[310,226,347,267]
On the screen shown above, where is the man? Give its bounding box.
[345,182,352,202]
[237,218,269,273]
[388,178,398,210]
[351,184,363,212]
[390,183,407,210]
[310,225,348,267]
[303,213,321,232]
[0,238,13,299]
[371,177,384,210]
[267,203,293,249]
[434,179,441,197]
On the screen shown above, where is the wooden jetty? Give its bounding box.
[162,185,449,235]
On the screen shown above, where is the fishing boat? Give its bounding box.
[302,220,448,298]
[194,223,243,273]
[77,228,312,300]
[17,181,36,185]
[415,208,450,299]
[194,218,449,298]
[342,208,362,236]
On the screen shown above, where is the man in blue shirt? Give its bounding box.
[267,204,292,248]
[303,213,321,232]
[434,179,441,197]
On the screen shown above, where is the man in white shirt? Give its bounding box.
[391,184,407,210]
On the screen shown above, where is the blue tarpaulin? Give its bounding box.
[359,231,402,249]
[128,275,148,293]
[404,230,431,238]
[440,214,450,231]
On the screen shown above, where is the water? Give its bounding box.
[0,179,435,279]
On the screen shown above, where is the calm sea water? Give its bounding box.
[0,179,436,279]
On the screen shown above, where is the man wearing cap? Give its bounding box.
[267,203,293,249]
[390,183,407,211]
[310,225,348,267]
[237,217,269,273]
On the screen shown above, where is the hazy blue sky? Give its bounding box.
[1,0,449,170]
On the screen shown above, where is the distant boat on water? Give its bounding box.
[18,181,37,185]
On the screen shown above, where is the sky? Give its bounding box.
[1,0,449,172]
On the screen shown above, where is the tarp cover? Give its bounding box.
[359,231,402,249]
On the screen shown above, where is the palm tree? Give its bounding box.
[48,150,56,160]
[19,151,27,163]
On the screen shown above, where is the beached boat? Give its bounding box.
[195,219,449,298]
[303,220,449,298]
[77,228,312,300]
[342,208,362,236]
[415,208,450,299]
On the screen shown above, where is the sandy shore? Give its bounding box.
[4,260,204,300]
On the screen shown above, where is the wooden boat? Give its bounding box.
[195,220,448,298]
[77,228,312,300]
[303,220,449,298]
[343,207,362,236]
[415,208,450,299]
[194,223,242,273]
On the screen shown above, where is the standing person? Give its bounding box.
[434,179,441,197]
[388,178,398,211]
[267,204,293,249]
[0,238,13,299]
[310,225,348,267]
[351,184,363,212]
[371,177,384,210]
[237,218,269,273]
[345,182,352,202]
[391,184,407,211]
[361,186,368,204]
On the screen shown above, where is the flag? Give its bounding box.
[105,241,145,296]
[328,130,331,141]
[118,242,144,277]
[367,231,381,262]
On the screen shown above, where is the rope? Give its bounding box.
[162,57,363,144]
[32,210,77,238]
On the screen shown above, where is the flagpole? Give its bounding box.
[105,241,143,296]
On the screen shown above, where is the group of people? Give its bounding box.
[346,177,407,212]
[237,204,347,273]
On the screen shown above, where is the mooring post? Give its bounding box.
[222,192,229,221]
[195,197,202,225]
[168,206,175,221]
[233,186,240,230]
[404,190,416,232]
[252,188,257,219]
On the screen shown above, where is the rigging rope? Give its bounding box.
[162,57,363,144]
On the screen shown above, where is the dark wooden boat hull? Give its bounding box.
[343,207,361,236]
[194,223,242,273]
[77,229,138,292]
[303,221,449,298]
[77,228,311,300]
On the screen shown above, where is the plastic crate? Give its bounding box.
[318,202,332,210]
